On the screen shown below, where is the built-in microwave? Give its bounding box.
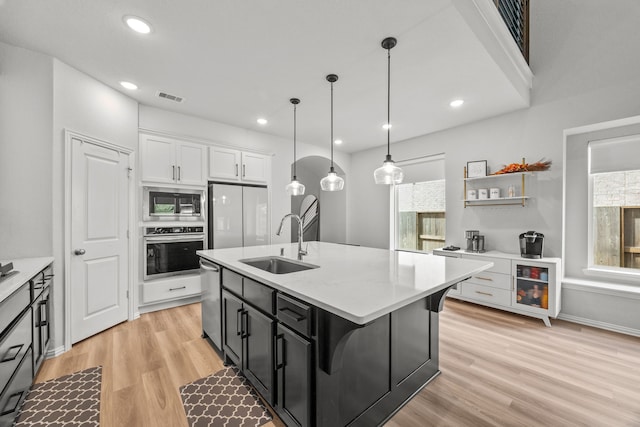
[143,187,204,221]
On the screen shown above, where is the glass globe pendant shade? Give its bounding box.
[373,155,404,184]
[286,98,305,196]
[320,168,345,191]
[285,177,306,196]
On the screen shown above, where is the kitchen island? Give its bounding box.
[198,242,492,427]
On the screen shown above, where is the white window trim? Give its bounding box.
[564,114,640,285]
[582,266,640,281]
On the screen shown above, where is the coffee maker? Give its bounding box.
[465,230,485,253]
[519,231,544,258]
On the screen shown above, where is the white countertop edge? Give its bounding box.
[433,248,561,263]
[0,257,54,303]
[198,245,493,325]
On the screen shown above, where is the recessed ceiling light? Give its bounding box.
[257,118,268,125]
[450,99,465,108]
[334,139,343,145]
[120,81,138,90]
[382,123,392,130]
[124,16,152,34]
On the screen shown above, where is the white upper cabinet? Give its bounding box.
[140,134,206,186]
[209,147,242,181]
[176,142,206,185]
[241,152,269,183]
[209,146,269,184]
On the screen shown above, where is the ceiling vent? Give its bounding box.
[156,91,184,103]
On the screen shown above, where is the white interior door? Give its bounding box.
[70,137,129,343]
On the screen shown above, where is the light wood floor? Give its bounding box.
[37,299,640,426]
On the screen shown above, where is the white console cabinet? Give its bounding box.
[434,249,561,326]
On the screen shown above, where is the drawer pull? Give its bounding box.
[474,276,493,281]
[1,390,25,415]
[475,291,494,296]
[169,286,186,291]
[278,307,305,322]
[0,344,23,363]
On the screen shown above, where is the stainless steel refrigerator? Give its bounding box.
[208,183,269,249]
[202,183,268,352]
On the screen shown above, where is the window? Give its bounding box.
[393,154,445,253]
[396,180,446,252]
[589,135,640,271]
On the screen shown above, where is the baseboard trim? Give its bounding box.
[557,313,640,337]
[138,295,202,314]
[46,345,66,359]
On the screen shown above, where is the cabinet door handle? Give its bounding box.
[0,344,23,363]
[236,308,243,336]
[278,307,305,322]
[241,311,249,338]
[475,291,493,296]
[242,164,246,177]
[474,276,493,281]
[235,164,239,177]
[172,165,176,180]
[38,300,49,327]
[177,166,181,181]
[274,334,285,370]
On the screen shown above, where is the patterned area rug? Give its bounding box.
[15,366,101,426]
[180,366,272,427]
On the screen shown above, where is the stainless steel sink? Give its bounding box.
[239,256,319,274]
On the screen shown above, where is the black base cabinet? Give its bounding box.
[243,304,275,404]
[222,284,275,405]
[215,265,450,427]
[0,260,54,427]
[222,290,243,366]
[275,323,313,427]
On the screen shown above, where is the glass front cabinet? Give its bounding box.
[511,259,560,325]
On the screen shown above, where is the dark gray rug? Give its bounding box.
[14,366,101,426]
[180,366,272,427]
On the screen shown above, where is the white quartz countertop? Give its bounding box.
[198,242,492,324]
[0,257,54,303]
[432,248,561,263]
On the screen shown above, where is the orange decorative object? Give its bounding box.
[493,158,551,175]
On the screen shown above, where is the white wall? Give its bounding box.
[139,105,351,246]
[0,42,53,259]
[347,0,640,333]
[349,0,640,256]
[51,59,139,350]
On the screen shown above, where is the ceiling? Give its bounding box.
[0,0,531,153]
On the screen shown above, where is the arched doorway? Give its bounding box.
[289,156,347,244]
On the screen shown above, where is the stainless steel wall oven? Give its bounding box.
[143,187,204,221]
[143,226,205,280]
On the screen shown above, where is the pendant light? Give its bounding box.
[285,98,305,196]
[373,37,404,185]
[320,74,345,192]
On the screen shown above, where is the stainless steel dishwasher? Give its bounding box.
[200,259,221,351]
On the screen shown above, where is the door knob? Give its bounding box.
[74,249,86,255]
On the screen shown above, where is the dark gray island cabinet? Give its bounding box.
[198,243,492,427]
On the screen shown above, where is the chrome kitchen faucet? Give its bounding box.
[276,214,307,260]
